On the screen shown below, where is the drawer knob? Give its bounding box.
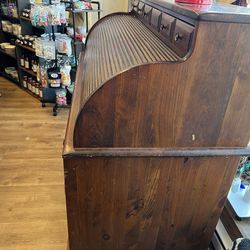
[160,24,169,31]
[174,33,183,42]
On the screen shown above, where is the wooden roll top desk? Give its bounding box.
[63,1,250,249]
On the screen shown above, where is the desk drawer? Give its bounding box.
[137,2,144,16]
[173,20,194,55]
[159,13,175,40]
[143,5,152,23]
[150,9,162,30]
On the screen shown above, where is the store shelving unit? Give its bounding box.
[0,48,16,59]
[16,42,35,53]
[62,0,101,67]
[0,0,101,115]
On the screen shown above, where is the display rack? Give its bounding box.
[0,0,101,116]
[0,0,20,84]
[62,0,101,67]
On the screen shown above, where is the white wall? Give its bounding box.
[99,0,129,16]
[89,0,129,27]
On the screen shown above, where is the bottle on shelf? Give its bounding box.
[31,80,36,94]
[35,82,39,96]
[27,77,32,91]
[24,55,30,69]
[20,53,25,67]
[32,56,38,73]
[39,85,43,99]
[22,76,28,88]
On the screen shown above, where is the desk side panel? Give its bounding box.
[64,156,239,250]
[73,21,250,149]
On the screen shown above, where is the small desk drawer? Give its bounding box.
[173,20,194,55]
[150,9,162,30]
[143,5,153,23]
[132,0,139,9]
[137,2,145,16]
[159,13,175,39]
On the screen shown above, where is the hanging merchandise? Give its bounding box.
[56,35,72,55]
[60,65,71,87]
[56,89,67,106]
[74,1,92,10]
[30,4,66,27]
[35,38,56,60]
[35,34,72,59]
[47,67,61,88]
[30,0,61,3]
[39,66,48,88]
[37,60,54,88]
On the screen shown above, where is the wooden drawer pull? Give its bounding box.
[160,24,169,31]
[174,33,183,41]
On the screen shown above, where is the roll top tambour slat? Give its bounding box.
[81,14,180,104]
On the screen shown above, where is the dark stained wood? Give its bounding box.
[64,156,240,250]
[220,200,250,241]
[220,201,243,241]
[64,147,250,158]
[63,1,250,249]
[136,0,250,24]
[73,22,250,148]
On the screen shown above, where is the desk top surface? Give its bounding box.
[142,0,250,23]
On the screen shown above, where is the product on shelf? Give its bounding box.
[56,35,72,55]
[20,53,25,67]
[0,1,18,17]
[12,24,21,36]
[30,4,66,27]
[39,85,43,98]
[16,35,38,49]
[32,57,38,73]
[0,42,10,50]
[73,1,92,10]
[22,76,28,88]
[7,2,18,18]
[22,9,31,19]
[35,34,72,59]
[20,53,39,79]
[47,67,61,88]
[24,76,40,96]
[24,55,30,69]
[1,21,21,36]
[4,67,18,81]
[30,0,61,4]
[27,77,32,90]
[1,20,11,32]
[35,39,56,60]
[56,88,67,106]
[4,44,15,56]
[60,65,71,86]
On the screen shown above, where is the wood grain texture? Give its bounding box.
[64,156,240,250]
[0,78,68,250]
[81,14,180,105]
[135,0,250,24]
[73,21,250,148]
[221,200,250,241]
[64,2,250,250]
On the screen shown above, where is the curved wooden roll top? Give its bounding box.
[64,0,250,152]
[80,14,180,104]
[64,2,250,249]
